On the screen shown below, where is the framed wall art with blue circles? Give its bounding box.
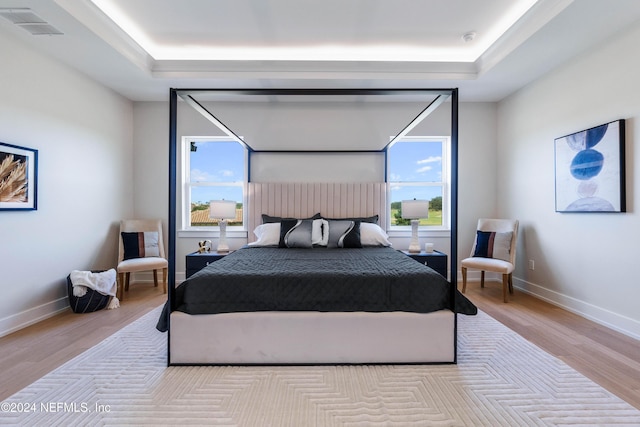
[554,119,625,213]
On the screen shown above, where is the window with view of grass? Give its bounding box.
[183,137,246,229]
[388,137,449,229]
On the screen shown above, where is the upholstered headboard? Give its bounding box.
[247,182,387,242]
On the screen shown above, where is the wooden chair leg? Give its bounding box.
[461,267,467,293]
[153,269,159,287]
[502,273,509,303]
[508,273,514,294]
[125,272,131,291]
[162,267,167,293]
[480,271,485,288]
[117,272,125,301]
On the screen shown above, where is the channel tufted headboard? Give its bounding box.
[247,182,388,242]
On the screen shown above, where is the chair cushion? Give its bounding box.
[461,257,514,274]
[121,231,160,260]
[117,256,168,273]
[472,231,512,262]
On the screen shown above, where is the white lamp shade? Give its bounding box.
[401,199,429,219]
[209,200,237,220]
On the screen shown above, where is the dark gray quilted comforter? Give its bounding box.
[157,247,476,332]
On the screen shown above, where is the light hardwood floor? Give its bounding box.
[0,283,167,401]
[0,280,639,410]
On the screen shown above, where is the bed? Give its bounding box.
[164,88,465,365]
[160,181,475,365]
[159,243,476,364]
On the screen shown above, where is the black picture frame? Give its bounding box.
[0,142,38,211]
[554,119,625,213]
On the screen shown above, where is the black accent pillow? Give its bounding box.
[121,231,160,260]
[279,219,314,248]
[323,214,378,224]
[327,220,362,248]
[262,213,322,224]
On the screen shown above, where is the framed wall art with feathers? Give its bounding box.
[0,142,38,211]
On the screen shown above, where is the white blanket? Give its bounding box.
[70,269,119,309]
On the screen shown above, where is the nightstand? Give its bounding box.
[185,251,232,278]
[401,250,448,278]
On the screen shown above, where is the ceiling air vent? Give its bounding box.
[0,8,63,35]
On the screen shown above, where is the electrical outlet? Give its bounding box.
[528,259,535,270]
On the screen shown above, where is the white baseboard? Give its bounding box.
[513,277,640,341]
[458,270,640,341]
[0,297,69,338]
[131,271,186,285]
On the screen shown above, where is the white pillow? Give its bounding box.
[360,222,392,247]
[248,223,281,246]
[312,219,329,246]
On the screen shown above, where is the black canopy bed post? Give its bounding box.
[167,88,178,365]
[450,88,459,363]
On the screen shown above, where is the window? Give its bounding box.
[183,137,246,229]
[387,137,449,229]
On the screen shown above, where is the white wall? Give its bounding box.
[498,23,640,338]
[132,102,169,220]
[0,33,134,336]
[457,102,499,258]
[133,100,498,280]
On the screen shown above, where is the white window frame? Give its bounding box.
[180,136,248,234]
[387,136,450,232]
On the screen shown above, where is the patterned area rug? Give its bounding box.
[1,307,639,426]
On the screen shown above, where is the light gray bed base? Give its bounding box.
[170,310,455,364]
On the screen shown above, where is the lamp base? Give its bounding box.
[408,219,420,253]
[407,244,421,254]
[216,219,230,253]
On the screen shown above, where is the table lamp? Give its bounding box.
[401,199,429,253]
[209,200,236,253]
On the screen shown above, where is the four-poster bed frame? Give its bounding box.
[165,88,459,365]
